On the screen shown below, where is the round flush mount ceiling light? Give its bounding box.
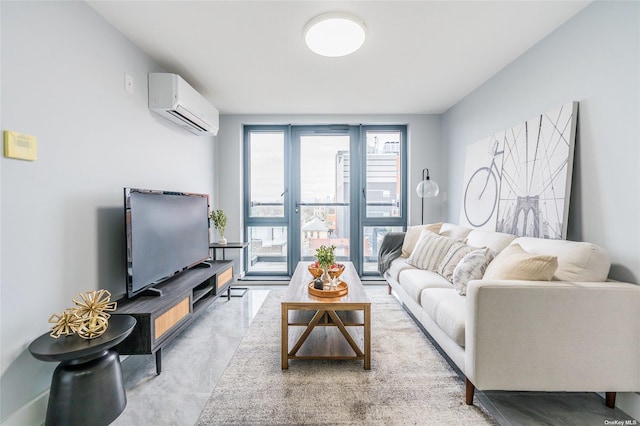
[303,12,367,57]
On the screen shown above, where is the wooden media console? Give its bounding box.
[113,260,233,374]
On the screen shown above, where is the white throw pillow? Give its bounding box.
[452,248,495,295]
[437,241,479,283]
[406,230,461,272]
[401,223,443,257]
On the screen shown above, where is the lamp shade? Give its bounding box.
[416,179,440,198]
[416,168,439,198]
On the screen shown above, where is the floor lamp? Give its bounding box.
[416,168,439,224]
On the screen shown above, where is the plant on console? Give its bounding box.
[209,209,228,244]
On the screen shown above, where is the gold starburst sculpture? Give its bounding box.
[73,289,117,320]
[49,289,118,340]
[48,309,83,338]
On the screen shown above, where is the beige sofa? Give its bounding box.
[380,222,640,408]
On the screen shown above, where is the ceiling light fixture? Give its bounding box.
[303,12,367,57]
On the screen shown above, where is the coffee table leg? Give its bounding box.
[326,310,363,357]
[281,303,288,369]
[364,304,371,370]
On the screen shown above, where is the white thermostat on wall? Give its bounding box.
[4,130,37,161]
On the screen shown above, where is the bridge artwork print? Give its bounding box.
[460,101,578,240]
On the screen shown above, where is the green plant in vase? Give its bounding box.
[209,209,227,244]
[315,244,336,269]
[314,245,336,284]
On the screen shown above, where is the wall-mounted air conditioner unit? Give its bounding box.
[148,73,219,136]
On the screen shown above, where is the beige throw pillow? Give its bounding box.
[437,241,479,282]
[483,243,558,281]
[401,222,443,257]
[406,230,460,271]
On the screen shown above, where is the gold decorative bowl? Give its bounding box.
[328,263,345,279]
[308,264,323,278]
[308,263,345,279]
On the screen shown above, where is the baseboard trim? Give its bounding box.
[1,390,47,426]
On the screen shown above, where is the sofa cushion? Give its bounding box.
[465,229,516,253]
[483,243,558,281]
[398,269,452,304]
[387,256,414,282]
[437,241,479,282]
[512,237,611,282]
[406,230,462,271]
[401,222,443,257]
[439,223,472,239]
[420,288,466,347]
[452,247,495,295]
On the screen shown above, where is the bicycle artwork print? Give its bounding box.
[460,101,578,240]
[460,134,505,230]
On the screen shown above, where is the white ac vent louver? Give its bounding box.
[148,73,219,136]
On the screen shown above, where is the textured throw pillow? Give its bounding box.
[401,222,443,257]
[452,247,495,295]
[483,243,558,281]
[406,230,460,271]
[437,241,479,283]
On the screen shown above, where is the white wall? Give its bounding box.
[216,114,442,275]
[0,2,216,422]
[443,1,639,284]
[442,0,640,417]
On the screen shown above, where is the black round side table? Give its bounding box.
[28,315,136,426]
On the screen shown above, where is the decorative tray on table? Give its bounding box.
[308,281,349,298]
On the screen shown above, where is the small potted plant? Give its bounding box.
[309,245,344,284]
[315,244,336,270]
[209,209,227,244]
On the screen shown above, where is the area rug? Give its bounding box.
[196,288,497,425]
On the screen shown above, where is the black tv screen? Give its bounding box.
[124,188,210,298]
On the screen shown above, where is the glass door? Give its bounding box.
[292,127,356,268]
[360,126,407,274]
[244,125,406,278]
[244,126,289,275]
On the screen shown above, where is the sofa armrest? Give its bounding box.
[465,279,640,392]
[378,231,405,275]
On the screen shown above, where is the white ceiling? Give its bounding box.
[87,1,590,115]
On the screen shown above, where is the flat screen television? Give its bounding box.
[124,187,210,298]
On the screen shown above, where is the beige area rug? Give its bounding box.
[196,288,497,425]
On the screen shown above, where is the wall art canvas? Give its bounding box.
[459,133,505,230]
[460,101,578,239]
[495,102,578,239]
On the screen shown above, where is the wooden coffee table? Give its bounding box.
[281,262,371,369]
